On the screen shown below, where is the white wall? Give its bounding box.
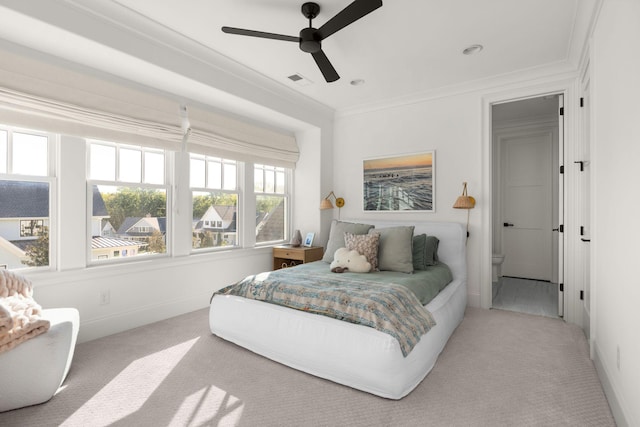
[334,92,483,305]
[590,0,640,425]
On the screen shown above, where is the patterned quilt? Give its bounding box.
[214,267,437,357]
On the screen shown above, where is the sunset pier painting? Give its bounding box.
[363,151,434,212]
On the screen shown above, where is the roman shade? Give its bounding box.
[0,87,184,150]
[0,47,298,167]
[185,106,298,168]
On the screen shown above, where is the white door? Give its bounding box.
[501,130,553,281]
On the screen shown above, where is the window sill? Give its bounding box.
[26,246,273,288]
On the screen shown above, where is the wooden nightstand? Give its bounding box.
[273,245,324,270]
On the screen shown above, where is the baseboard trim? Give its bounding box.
[78,292,211,343]
[466,291,481,308]
[593,342,632,427]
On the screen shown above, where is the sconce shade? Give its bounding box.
[453,196,475,209]
[320,191,345,210]
[320,198,334,210]
[453,182,475,209]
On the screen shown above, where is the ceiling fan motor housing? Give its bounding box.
[299,27,321,53]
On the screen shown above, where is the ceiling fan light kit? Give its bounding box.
[221,0,383,83]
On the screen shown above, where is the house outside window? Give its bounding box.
[88,140,168,262]
[20,219,45,237]
[0,125,54,270]
[254,164,288,244]
[190,154,239,250]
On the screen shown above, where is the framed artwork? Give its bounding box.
[303,232,315,247]
[363,151,435,212]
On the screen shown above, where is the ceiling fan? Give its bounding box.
[221,1,383,83]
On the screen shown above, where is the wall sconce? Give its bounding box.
[320,191,345,218]
[453,182,475,237]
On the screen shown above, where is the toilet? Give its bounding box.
[492,254,505,282]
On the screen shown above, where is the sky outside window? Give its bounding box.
[12,132,47,176]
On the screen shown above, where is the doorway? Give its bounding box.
[491,95,563,318]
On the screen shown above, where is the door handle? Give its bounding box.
[503,222,514,227]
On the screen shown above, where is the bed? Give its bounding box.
[209,220,467,399]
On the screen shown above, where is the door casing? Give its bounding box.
[481,80,582,327]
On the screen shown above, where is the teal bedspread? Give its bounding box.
[300,261,453,305]
[215,262,452,356]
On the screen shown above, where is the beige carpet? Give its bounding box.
[0,307,615,426]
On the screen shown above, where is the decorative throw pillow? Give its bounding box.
[322,220,374,263]
[330,247,372,273]
[369,226,415,273]
[412,234,428,270]
[344,232,380,271]
[425,235,440,266]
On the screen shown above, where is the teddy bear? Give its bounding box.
[329,247,371,273]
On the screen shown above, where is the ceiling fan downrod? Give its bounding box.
[300,3,321,53]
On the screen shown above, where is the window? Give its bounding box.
[0,126,54,270]
[20,219,45,237]
[88,141,168,262]
[190,154,239,250]
[254,164,288,244]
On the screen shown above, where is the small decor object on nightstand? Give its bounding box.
[304,232,315,247]
[290,229,303,247]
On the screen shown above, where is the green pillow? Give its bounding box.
[412,234,428,270]
[425,235,440,266]
[369,226,415,273]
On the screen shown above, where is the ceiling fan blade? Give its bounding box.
[222,26,299,43]
[316,0,383,40]
[311,49,340,83]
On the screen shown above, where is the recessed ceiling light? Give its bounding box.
[350,79,365,86]
[463,44,483,55]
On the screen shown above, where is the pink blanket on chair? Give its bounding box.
[0,270,50,354]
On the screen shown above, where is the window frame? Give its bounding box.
[0,124,57,271]
[254,164,291,247]
[189,153,242,253]
[86,139,171,265]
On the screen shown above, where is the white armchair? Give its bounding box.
[0,308,79,412]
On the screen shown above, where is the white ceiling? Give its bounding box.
[106,0,590,111]
[0,0,596,118]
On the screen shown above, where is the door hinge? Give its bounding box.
[559,283,564,292]
[560,165,564,174]
[580,290,584,300]
[559,106,564,116]
[580,97,584,107]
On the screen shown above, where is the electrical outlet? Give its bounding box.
[616,346,620,371]
[99,290,110,306]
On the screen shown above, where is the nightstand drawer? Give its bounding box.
[273,247,306,261]
[272,246,324,270]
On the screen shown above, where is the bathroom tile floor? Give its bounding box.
[492,276,559,318]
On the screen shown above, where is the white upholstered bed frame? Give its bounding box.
[209,220,467,399]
